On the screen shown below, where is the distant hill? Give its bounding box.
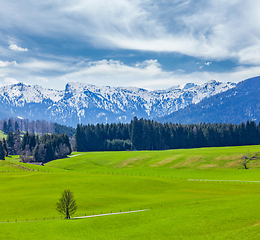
[159,76,260,124]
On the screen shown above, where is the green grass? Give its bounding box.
[0,130,7,139]
[47,145,260,180]
[1,145,260,239]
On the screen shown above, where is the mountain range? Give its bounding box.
[0,80,236,126]
[160,76,260,124]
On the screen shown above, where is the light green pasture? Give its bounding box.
[0,130,7,139]
[1,145,260,239]
[47,145,260,180]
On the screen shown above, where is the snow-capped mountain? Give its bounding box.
[0,80,236,126]
[160,76,260,124]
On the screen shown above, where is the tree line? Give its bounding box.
[0,131,71,162]
[0,118,76,137]
[0,118,55,135]
[1,116,260,160]
[75,117,260,151]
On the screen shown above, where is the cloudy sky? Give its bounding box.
[0,0,260,90]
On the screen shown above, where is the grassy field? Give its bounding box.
[0,130,7,139]
[1,145,260,239]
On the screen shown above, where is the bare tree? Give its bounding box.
[55,143,70,159]
[20,145,33,163]
[242,155,249,169]
[13,131,21,155]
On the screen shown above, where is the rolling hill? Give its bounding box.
[1,146,260,239]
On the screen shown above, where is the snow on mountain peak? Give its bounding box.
[183,83,197,89]
[0,80,236,125]
[0,82,63,105]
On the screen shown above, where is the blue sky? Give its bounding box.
[0,0,260,90]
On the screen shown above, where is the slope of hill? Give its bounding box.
[2,146,260,239]
[0,80,235,126]
[160,76,260,124]
[46,145,260,174]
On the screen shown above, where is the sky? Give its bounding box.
[0,0,260,91]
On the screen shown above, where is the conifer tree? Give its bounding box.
[0,140,5,160]
[2,138,8,156]
[3,121,8,134]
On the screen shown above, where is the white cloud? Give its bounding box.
[4,77,19,85]
[1,0,260,90]
[0,60,17,67]
[9,44,28,52]
[1,1,260,64]
[36,76,49,83]
[0,56,260,91]
[57,0,260,63]
[128,65,260,90]
[18,59,67,72]
[56,59,260,90]
[59,59,171,89]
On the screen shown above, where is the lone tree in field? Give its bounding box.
[56,190,77,219]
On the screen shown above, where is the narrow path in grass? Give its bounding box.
[73,209,150,219]
[188,179,260,183]
[0,209,150,224]
[68,154,84,158]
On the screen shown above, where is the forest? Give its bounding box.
[0,130,71,162]
[75,117,260,151]
[1,116,260,162]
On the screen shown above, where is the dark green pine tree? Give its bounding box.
[29,134,36,150]
[14,121,19,131]
[63,134,72,154]
[2,138,8,156]
[195,127,205,148]
[245,120,257,145]
[75,125,87,151]
[45,142,54,162]
[6,131,14,154]
[21,132,29,151]
[187,127,195,148]
[204,125,216,147]
[176,124,185,149]
[3,121,8,134]
[0,140,5,160]
[239,122,247,146]
[142,121,150,150]
[7,119,12,132]
[130,117,144,150]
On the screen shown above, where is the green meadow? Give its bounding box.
[0,130,7,139]
[1,145,260,239]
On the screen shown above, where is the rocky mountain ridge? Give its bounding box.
[0,80,236,126]
[160,76,260,124]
